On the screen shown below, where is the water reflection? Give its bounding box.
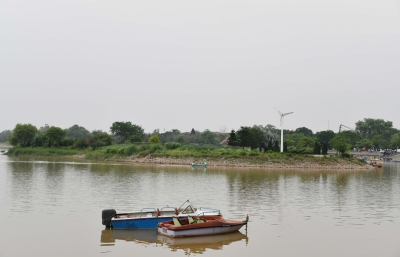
[100,228,248,254]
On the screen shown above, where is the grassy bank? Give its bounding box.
[6,144,369,169]
[7,147,82,156]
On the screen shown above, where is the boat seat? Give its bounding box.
[188,216,196,224]
[172,216,182,226]
[195,217,206,223]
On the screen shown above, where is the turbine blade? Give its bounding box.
[282,112,293,116]
[274,107,282,115]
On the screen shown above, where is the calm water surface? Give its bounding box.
[0,155,399,257]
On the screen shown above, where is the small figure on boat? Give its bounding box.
[191,159,207,168]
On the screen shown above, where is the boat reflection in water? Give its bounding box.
[101,228,248,253]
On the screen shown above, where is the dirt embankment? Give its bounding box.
[95,155,374,170]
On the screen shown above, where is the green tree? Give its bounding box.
[130,135,143,143]
[315,130,335,148]
[371,134,389,149]
[198,130,216,144]
[67,125,91,139]
[89,133,112,150]
[296,135,316,153]
[236,127,252,149]
[313,142,321,155]
[390,134,400,148]
[74,138,89,149]
[322,143,328,155]
[356,139,373,149]
[283,141,288,152]
[267,140,273,151]
[356,118,395,139]
[148,135,161,143]
[9,124,37,147]
[331,134,351,157]
[33,132,49,147]
[250,126,265,149]
[110,122,144,143]
[0,130,13,142]
[227,130,238,146]
[91,130,104,136]
[340,131,361,148]
[45,126,67,147]
[273,140,280,152]
[295,127,314,137]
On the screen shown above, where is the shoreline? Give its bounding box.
[4,145,377,170]
[66,154,374,170]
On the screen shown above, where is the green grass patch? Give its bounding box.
[8,147,81,156]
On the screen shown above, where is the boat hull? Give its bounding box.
[157,216,247,238]
[158,223,245,237]
[112,216,173,229]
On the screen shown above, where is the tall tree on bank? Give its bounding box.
[331,134,351,157]
[67,125,91,139]
[273,140,280,152]
[227,130,238,146]
[322,143,328,155]
[356,118,395,139]
[9,124,37,147]
[283,141,288,152]
[315,130,335,149]
[236,126,252,149]
[295,127,314,137]
[110,122,144,143]
[45,126,67,147]
[267,140,273,151]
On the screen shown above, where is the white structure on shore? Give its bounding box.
[276,109,293,152]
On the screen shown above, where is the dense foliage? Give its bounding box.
[0,130,12,142]
[9,124,37,147]
[110,122,144,143]
[4,118,399,158]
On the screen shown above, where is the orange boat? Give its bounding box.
[157,215,248,238]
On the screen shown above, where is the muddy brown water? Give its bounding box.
[0,155,399,257]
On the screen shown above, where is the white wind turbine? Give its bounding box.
[276,109,293,152]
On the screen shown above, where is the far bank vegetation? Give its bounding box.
[2,118,399,164]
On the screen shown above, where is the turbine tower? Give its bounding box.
[276,109,293,152]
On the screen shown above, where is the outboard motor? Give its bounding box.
[102,209,116,227]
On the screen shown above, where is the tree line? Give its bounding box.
[2,118,399,156]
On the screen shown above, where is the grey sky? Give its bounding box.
[1,0,399,134]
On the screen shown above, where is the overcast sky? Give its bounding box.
[1,0,399,134]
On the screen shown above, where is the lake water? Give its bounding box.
[0,155,399,257]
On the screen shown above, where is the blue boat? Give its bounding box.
[102,200,221,230]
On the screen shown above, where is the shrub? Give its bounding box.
[249,151,260,156]
[74,138,89,149]
[237,150,248,156]
[148,135,161,143]
[60,138,75,147]
[124,145,138,155]
[106,148,118,154]
[150,144,163,153]
[129,135,143,143]
[165,142,181,150]
[89,133,112,150]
